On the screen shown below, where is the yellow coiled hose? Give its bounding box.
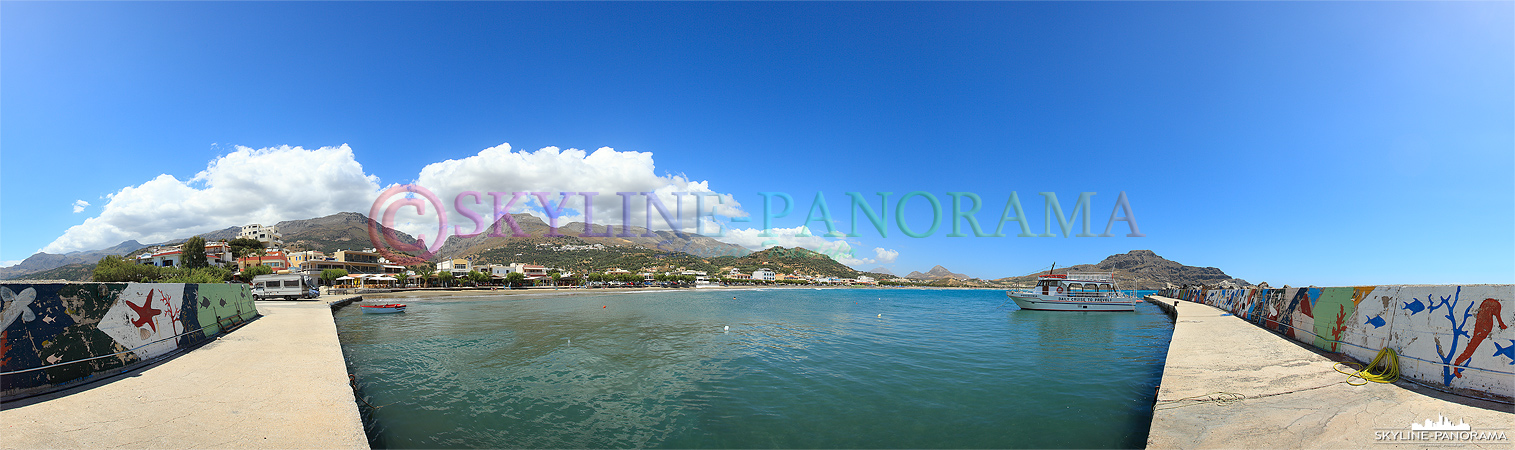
[1335,347,1400,386]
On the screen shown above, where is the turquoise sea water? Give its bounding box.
[336,288,1172,448]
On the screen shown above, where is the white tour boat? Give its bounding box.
[1006,271,1137,312]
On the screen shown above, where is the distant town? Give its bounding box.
[134,223,887,288]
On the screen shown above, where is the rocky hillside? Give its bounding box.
[2,213,418,280]
[0,239,153,280]
[714,247,860,278]
[6,263,97,282]
[906,265,970,280]
[436,213,749,261]
[993,250,1248,290]
[276,212,419,255]
[0,239,155,278]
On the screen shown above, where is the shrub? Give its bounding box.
[242,264,274,280]
[93,256,162,282]
[160,267,232,283]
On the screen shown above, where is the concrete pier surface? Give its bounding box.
[1,301,367,449]
[1147,296,1513,449]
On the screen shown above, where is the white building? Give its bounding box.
[137,241,235,267]
[478,263,550,280]
[238,224,280,244]
[437,258,474,276]
[508,263,549,279]
[479,263,510,278]
[752,268,776,282]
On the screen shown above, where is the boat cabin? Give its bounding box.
[1035,272,1116,296]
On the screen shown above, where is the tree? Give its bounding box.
[182,236,209,269]
[242,264,274,280]
[438,271,455,287]
[93,255,161,282]
[397,272,411,286]
[228,238,266,259]
[504,272,526,288]
[321,268,350,286]
[412,264,435,288]
[550,271,562,287]
[466,270,489,286]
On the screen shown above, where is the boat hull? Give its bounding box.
[1007,294,1136,312]
[360,304,407,314]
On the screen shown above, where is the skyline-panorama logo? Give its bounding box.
[1374,414,1508,444]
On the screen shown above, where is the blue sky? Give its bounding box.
[3,2,1511,285]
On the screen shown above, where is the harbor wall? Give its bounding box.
[1,282,259,400]
[1158,285,1513,402]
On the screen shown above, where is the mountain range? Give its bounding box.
[905,265,971,280]
[433,213,749,262]
[4,211,1251,289]
[0,213,418,280]
[0,240,152,280]
[992,249,1248,290]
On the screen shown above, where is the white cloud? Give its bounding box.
[405,144,746,238]
[42,145,382,254]
[714,225,899,267]
[1,260,22,268]
[71,200,89,213]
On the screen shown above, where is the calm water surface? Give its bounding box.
[336,288,1171,448]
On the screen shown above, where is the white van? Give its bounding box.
[251,274,320,300]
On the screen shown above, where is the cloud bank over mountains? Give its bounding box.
[409,143,746,239]
[42,145,381,254]
[42,143,898,268]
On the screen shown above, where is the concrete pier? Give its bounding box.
[1147,296,1513,449]
[1,301,367,449]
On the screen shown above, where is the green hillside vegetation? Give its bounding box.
[708,247,861,278]
[466,235,865,279]
[277,212,419,255]
[471,235,722,275]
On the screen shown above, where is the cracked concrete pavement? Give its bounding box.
[2,301,367,449]
[1147,296,1513,449]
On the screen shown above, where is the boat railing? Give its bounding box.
[1061,272,1115,282]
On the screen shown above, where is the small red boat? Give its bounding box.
[360,303,407,314]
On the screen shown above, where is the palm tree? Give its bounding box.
[413,264,435,288]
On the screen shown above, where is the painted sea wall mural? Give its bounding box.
[1159,285,1513,402]
[0,282,258,400]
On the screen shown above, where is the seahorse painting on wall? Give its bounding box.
[1452,298,1508,379]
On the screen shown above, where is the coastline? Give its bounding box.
[353,285,1008,300]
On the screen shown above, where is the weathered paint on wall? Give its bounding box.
[1,282,258,400]
[1160,285,1513,402]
